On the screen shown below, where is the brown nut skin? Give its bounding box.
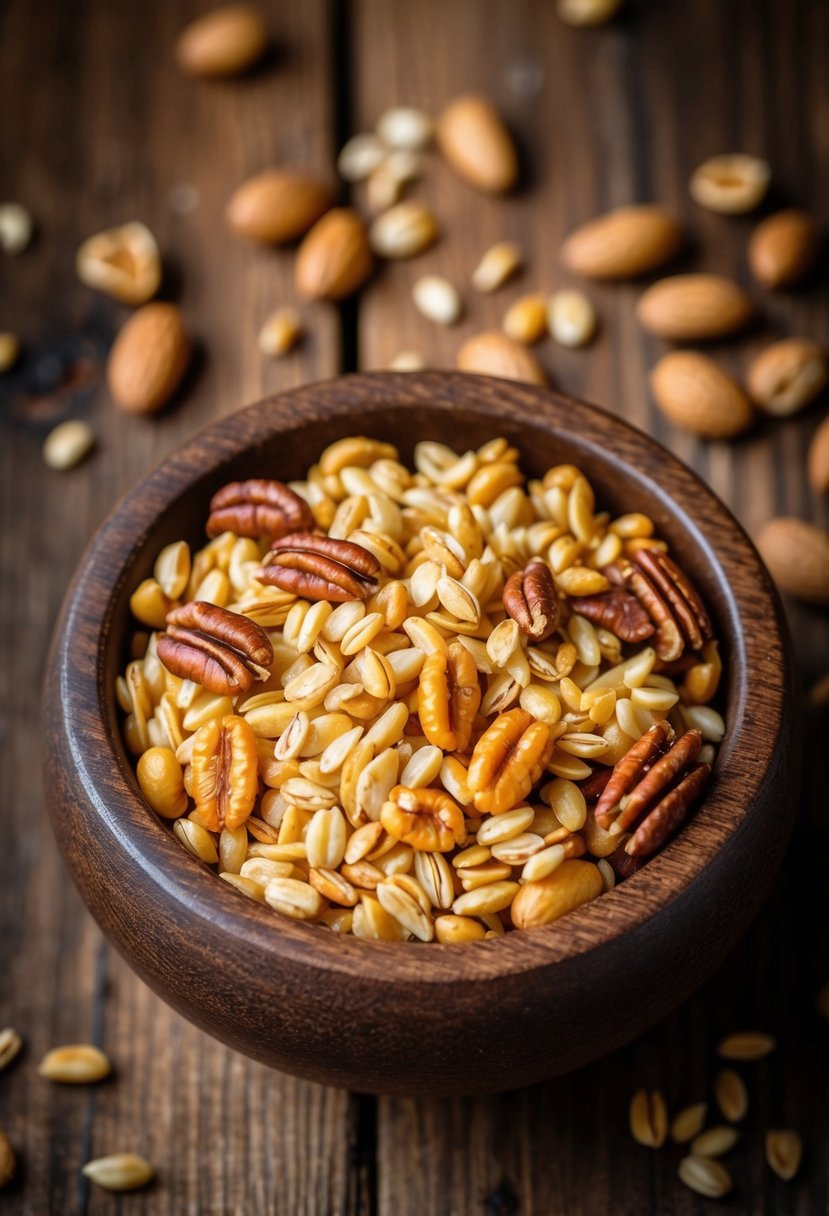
[207,478,314,539]
[257,533,381,601]
[613,729,704,834]
[457,331,547,386]
[748,209,820,289]
[626,762,711,858]
[637,276,755,342]
[631,549,713,652]
[436,94,518,194]
[107,303,191,416]
[175,4,269,78]
[157,601,273,696]
[650,351,754,440]
[746,339,828,417]
[561,205,683,280]
[594,721,673,829]
[756,517,829,605]
[569,586,654,644]
[503,559,559,641]
[225,170,332,245]
[295,208,374,301]
[808,414,829,496]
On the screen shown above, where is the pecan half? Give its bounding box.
[467,708,554,816]
[578,767,613,803]
[607,841,643,881]
[157,601,273,696]
[626,762,712,857]
[632,549,713,651]
[618,560,684,662]
[256,533,381,602]
[190,713,259,831]
[569,586,655,644]
[418,640,482,753]
[380,785,467,852]
[613,728,703,834]
[594,720,674,829]
[206,478,314,540]
[503,559,559,641]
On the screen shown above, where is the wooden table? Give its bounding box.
[1,1,827,1211]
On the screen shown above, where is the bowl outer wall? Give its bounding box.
[43,371,799,1095]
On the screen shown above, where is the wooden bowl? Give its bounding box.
[44,372,798,1096]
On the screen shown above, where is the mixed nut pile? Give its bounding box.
[119,434,725,942]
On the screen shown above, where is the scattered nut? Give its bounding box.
[746,339,827,416]
[755,517,829,605]
[413,275,462,326]
[808,414,829,495]
[43,420,95,470]
[175,3,269,77]
[678,1155,732,1199]
[76,222,161,305]
[82,1153,155,1192]
[748,209,820,289]
[369,200,439,259]
[337,133,386,182]
[548,289,597,347]
[436,94,519,194]
[388,351,426,372]
[637,274,754,341]
[457,330,547,385]
[107,303,191,414]
[0,1028,23,1073]
[295,208,374,301]
[0,202,33,255]
[503,293,547,345]
[258,308,303,359]
[225,170,331,245]
[38,1043,112,1082]
[650,351,753,439]
[690,153,771,214]
[765,1130,802,1181]
[376,106,433,150]
[717,1030,776,1061]
[561,205,683,280]
[670,1103,708,1144]
[365,164,405,213]
[557,0,622,25]
[629,1089,669,1148]
[471,242,523,292]
[714,1068,748,1122]
[0,1132,15,1190]
[0,332,20,373]
[691,1126,740,1158]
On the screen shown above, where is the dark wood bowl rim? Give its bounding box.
[54,371,788,986]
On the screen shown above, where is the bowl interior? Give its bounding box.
[70,371,786,983]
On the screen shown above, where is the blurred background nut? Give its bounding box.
[561,205,683,280]
[388,350,426,372]
[808,415,829,495]
[472,242,523,293]
[0,332,20,373]
[637,274,755,341]
[756,516,829,605]
[457,330,547,385]
[295,208,374,300]
[175,3,269,77]
[337,133,385,182]
[748,208,820,288]
[0,1132,15,1190]
[503,294,547,344]
[42,419,95,470]
[369,200,438,259]
[689,152,771,213]
[107,302,191,414]
[746,339,828,416]
[82,1152,155,1192]
[258,307,303,358]
[412,275,462,326]
[650,351,753,439]
[547,289,597,347]
[375,105,433,150]
[0,201,33,254]
[225,170,331,245]
[76,222,161,305]
[436,94,519,194]
[557,0,622,25]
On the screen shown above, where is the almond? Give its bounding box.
[457,330,547,385]
[225,170,331,245]
[436,95,518,194]
[808,414,829,495]
[175,4,268,78]
[295,208,373,301]
[76,222,161,305]
[561,205,683,280]
[107,303,190,415]
[756,517,829,605]
[748,209,820,289]
[746,338,828,416]
[650,351,753,439]
[637,274,754,341]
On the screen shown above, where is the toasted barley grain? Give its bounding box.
[82,1153,155,1192]
[765,1129,802,1181]
[718,1031,775,1061]
[671,1103,708,1144]
[38,1044,112,1083]
[629,1089,668,1148]
[714,1069,748,1122]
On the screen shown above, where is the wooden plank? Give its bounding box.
[0,1,352,1213]
[352,1,829,1212]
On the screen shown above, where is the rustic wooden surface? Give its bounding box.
[0,0,827,1212]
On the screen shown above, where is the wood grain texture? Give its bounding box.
[1,0,827,1211]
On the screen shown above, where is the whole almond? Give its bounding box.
[225,170,331,245]
[107,303,190,415]
[295,208,373,301]
[748,209,819,289]
[457,331,547,385]
[756,517,829,605]
[561,205,683,280]
[637,274,754,341]
[436,95,518,194]
[175,4,268,77]
[650,352,753,439]
[747,339,828,416]
[808,414,829,495]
